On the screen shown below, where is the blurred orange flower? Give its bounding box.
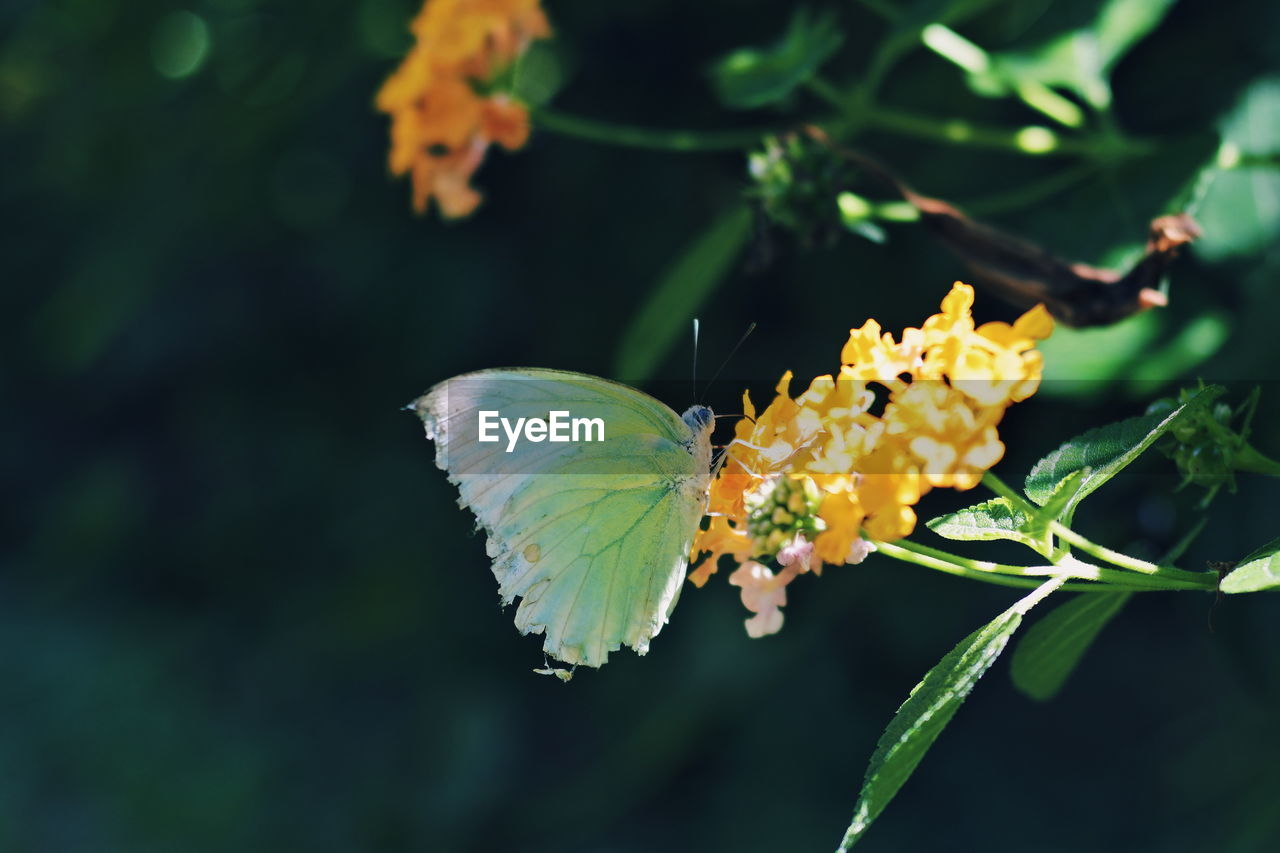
[376,0,550,217]
[693,282,1053,635]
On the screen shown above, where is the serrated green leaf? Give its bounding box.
[1010,591,1131,701]
[1019,468,1089,539]
[837,609,1022,849]
[613,206,751,381]
[1035,468,1088,523]
[926,497,1035,546]
[836,577,1063,849]
[1222,536,1280,593]
[1024,387,1221,511]
[710,9,844,109]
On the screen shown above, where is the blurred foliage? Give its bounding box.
[2,0,1280,851]
[710,8,843,110]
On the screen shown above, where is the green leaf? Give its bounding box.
[1013,130,1219,271]
[1034,469,1088,525]
[511,40,569,107]
[928,471,1085,556]
[613,206,751,381]
[837,578,1063,849]
[1123,312,1232,399]
[972,0,1179,111]
[1035,311,1162,398]
[1010,591,1131,701]
[1020,468,1088,538]
[710,9,844,109]
[926,498,1036,548]
[1221,536,1280,593]
[1191,76,1280,262]
[1023,386,1221,512]
[838,611,1021,849]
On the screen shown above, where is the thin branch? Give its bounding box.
[531,106,788,152]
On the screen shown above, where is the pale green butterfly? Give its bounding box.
[409,368,715,672]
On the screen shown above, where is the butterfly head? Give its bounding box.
[681,404,715,435]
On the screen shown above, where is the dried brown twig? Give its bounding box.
[808,127,1201,327]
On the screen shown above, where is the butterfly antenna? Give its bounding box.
[702,322,756,400]
[691,318,700,407]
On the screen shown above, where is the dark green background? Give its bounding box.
[4,0,1279,850]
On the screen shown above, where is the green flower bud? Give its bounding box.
[744,475,827,560]
[1185,443,1232,487]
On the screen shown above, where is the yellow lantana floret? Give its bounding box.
[692,282,1054,635]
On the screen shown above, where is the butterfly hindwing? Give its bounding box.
[412,369,712,667]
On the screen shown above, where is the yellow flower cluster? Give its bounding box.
[692,283,1053,634]
[376,0,550,217]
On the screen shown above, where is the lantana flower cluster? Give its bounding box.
[693,282,1054,637]
[376,0,550,217]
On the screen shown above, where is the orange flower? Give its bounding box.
[814,490,864,565]
[697,282,1054,636]
[689,516,753,587]
[376,0,550,217]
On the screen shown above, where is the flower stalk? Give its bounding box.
[870,470,1219,593]
[876,538,1214,592]
[530,106,790,152]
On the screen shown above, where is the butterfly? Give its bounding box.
[409,368,715,671]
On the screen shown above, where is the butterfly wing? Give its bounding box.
[412,368,712,668]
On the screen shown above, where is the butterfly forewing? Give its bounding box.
[413,368,712,668]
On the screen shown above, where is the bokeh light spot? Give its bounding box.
[152,11,210,80]
[1014,126,1058,154]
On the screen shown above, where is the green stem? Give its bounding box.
[871,540,1206,592]
[1159,515,1208,564]
[531,106,784,152]
[1048,522,1211,584]
[882,538,1212,591]
[809,72,1150,160]
[850,0,1008,107]
[960,162,1099,216]
[890,537,1045,576]
[871,540,1067,590]
[852,29,917,106]
[979,471,1039,514]
[805,77,849,111]
[808,79,1141,159]
[1236,442,1280,477]
[860,106,1141,158]
[977,471,1212,585]
[1013,574,1070,614]
[1228,152,1280,169]
[852,0,900,21]
[535,98,1146,162]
